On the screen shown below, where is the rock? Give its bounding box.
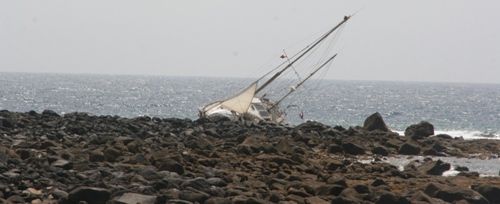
[89,150,105,162]
[42,109,60,117]
[68,187,111,204]
[104,147,123,162]
[112,193,157,204]
[375,192,410,204]
[363,112,389,132]
[51,188,68,200]
[372,146,389,156]
[404,121,434,139]
[51,159,73,170]
[0,116,13,128]
[180,177,211,191]
[455,166,469,172]
[411,191,445,204]
[205,197,231,204]
[327,144,344,154]
[206,177,227,187]
[304,196,329,204]
[472,184,500,204]
[153,158,185,175]
[371,179,387,187]
[417,159,451,175]
[315,184,345,196]
[342,142,365,155]
[398,143,421,155]
[424,183,488,204]
[179,190,209,203]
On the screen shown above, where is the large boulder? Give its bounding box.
[404,121,434,139]
[363,112,389,132]
[424,183,488,204]
[472,184,500,204]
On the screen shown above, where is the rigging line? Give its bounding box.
[283,49,302,82]
[255,16,351,94]
[255,45,311,83]
[271,54,338,108]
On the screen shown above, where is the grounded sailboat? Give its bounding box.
[199,15,351,123]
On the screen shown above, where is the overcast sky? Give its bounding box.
[1,0,499,84]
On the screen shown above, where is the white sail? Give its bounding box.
[219,82,257,114]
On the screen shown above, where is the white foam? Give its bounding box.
[393,130,500,140]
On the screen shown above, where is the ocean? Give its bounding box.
[1,72,499,140]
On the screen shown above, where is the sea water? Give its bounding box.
[1,72,499,140]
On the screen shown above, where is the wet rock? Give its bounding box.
[455,166,469,172]
[472,184,500,204]
[398,143,421,155]
[111,193,157,204]
[68,187,111,204]
[363,112,389,132]
[417,159,451,175]
[405,121,434,139]
[342,142,365,155]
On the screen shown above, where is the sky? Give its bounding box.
[1,0,499,84]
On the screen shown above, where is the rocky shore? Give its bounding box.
[1,110,500,204]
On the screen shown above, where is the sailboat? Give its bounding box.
[199,15,351,123]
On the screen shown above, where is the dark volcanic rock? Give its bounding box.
[68,187,111,204]
[398,143,421,155]
[363,112,389,132]
[417,159,451,176]
[0,111,499,204]
[424,183,488,204]
[372,146,389,156]
[375,192,410,204]
[472,184,500,204]
[342,142,365,155]
[404,121,434,139]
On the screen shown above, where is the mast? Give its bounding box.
[255,15,351,94]
[270,54,338,108]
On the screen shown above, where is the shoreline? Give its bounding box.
[1,110,500,203]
